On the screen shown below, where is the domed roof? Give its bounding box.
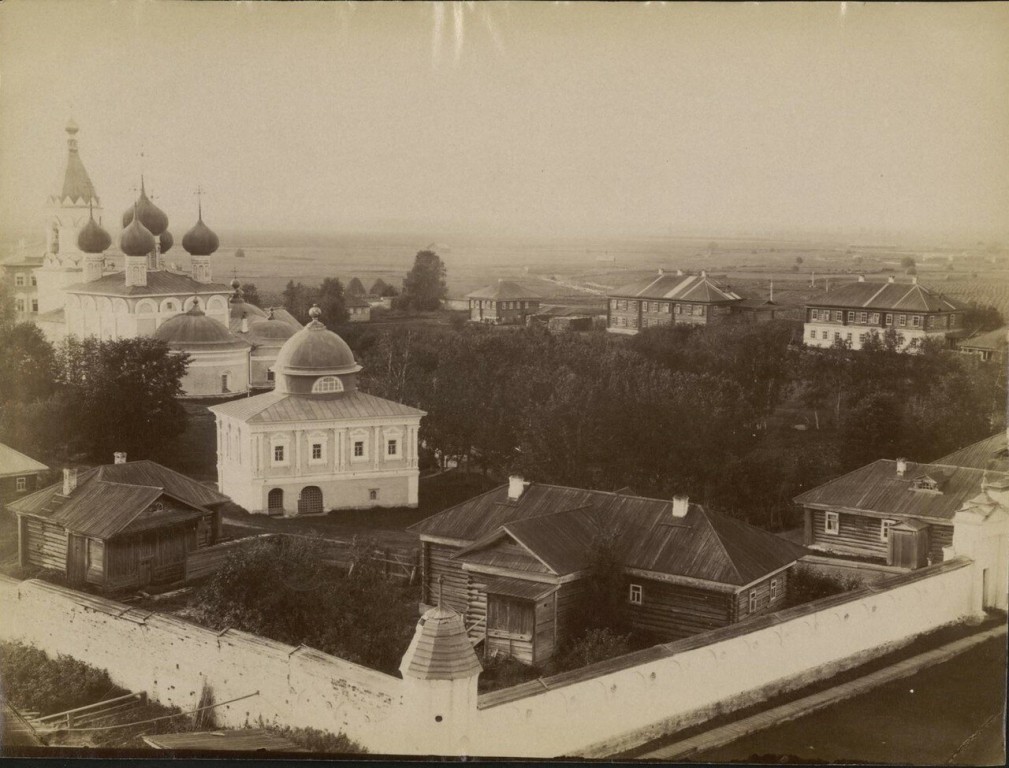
[121,179,169,236]
[153,305,250,349]
[77,207,111,254]
[247,317,299,342]
[182,202,220,257]
[273,305,361,376]
[159,230,174,254]
[119,211,156,257]
[229,297,268,322]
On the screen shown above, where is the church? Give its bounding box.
[3,120,300,398]
[209,305,425,515]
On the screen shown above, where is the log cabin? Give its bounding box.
[935,429,1009,474]
[467,281,542,325]
[793,458,1009,569]
[606,270,744,334]
[0,442,48,511]
[9,455,229,592]
[409,478,806,665]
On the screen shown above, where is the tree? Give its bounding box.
[317,278,350,325]
[282,280,319,324]
[795,256,804,265]
[345,277,367,297]
[900,255,916,272]
[241,282,261,307]
[0,322,57,403]
[0,280,16,328]
[395,250,447,311]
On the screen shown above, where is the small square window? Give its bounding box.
[885,313,893,326]
[899,314,907,327]
[770,579,779,601]
[833,331,840,341]
[880,519,897,542]
[870,313,880,324]
[912,315,922,328]
[14,275,24,287]
[809,329,816,339]
[629,584,642,605]
[847,311,855,322]
[354,441,365,457]
[16,476,27,492]
[835,311,843,322]
[749,590,758,612]
[369,489,378,501]
[311,443,322,460]
[387,439,398,457]
[266,369,275,382]
[31,300,38,313]
[273,445,285,462]
[859,312,867,324]
[825,511,839,534]
[821,330,828,340]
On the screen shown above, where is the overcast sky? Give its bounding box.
[1,1,1007,242]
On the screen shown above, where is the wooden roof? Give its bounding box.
[959,328,1008,352]
[209,390,425,424]
[610,272,743,303]
[793,459,1008,522]
[0,442,48,478]
[414,484,805,587]
[467,280,543,301]
[807,280,966,313]
[399,606,482,681]
[142,729,305,753]
[64,270,230,297]
[935,432,1009,473]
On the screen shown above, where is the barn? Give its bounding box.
[410,478,806,665]
[9,456,229,592]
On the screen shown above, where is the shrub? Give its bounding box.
[554,627,633,673]
[477,654,542,693]
[784,565,862,608]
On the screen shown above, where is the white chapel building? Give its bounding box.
[209,305,425,515]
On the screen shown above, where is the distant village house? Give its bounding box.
[0,443,48,510]
[467,280,542,325]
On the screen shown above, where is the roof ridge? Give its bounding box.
[694,506,745,584]
[793,457,894,502]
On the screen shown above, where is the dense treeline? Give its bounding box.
[343,320,1003,530]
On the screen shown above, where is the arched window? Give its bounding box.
[221,371,232,393]
[298,486,324,515]
[267,488,284,514]
[311,376,343,394]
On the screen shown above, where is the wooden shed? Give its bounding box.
[9,459,229,592]
[889,519,931,569]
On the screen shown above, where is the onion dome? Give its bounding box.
[230,277,241,291]
[77,205,111,254]
[153,304,249,349]
[159,230,174,254]
[182,201,220,257]
[119,207,156,257]
[274,304,361,376]
[121,178,169,236]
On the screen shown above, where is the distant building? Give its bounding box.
[411,480,805,665]
[1,246,40,319]
[0,443,48,510]
[803,276,966,352]
[347,294,372,323]
[606,270,743,335]
[9,455,229,591]
[793,458,1007,569]
[957,327,1008,364]
[209,305,425,515]
[467,281,542,325]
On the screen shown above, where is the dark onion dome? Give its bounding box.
[159,230,173,254]
[273,305,361,376]
[153,304,249,349]
[182,203,220,257]
[119,210,156,257]
[121,178,169,236]
[77,207,111,254]
[230,277,241,291]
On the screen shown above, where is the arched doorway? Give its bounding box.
[298,486,324,515]
[267,488,284,515]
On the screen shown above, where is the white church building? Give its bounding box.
[209,305,425,515]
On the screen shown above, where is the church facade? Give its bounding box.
[209,306,425,515]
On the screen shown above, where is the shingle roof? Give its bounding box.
[64,270,230,297]
[142,729,305,753]
[414,484,805,587]
[0,443,48,478]
[809,281,967,313]
[793,459,1007,522]
[208,390,426,424]
[399,606,483,681]
[467,280,543,301]
[935,432,1009,473]
[610,273,743,303]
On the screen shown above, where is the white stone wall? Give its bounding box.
[802,323,945,351]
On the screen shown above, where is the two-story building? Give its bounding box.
[467,281,542,325]
[606,270,743,335]
[411,480,805,665]
[209,305,425,515]
[803,276,966,351]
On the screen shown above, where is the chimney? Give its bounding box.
[888,275,895,283]
[676,269,684,276]
[114,451,127,464]
[896,458,908,477]
[857,274,865,282]
[672,494,689,518]
[912,275,918,285]
[241,315,249,333]
[508,475,528,502]
[700,270,707,278]
[62,468,78,496]
[658,267,664,276]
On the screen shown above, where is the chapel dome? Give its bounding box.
[182,213,220,257]
[77,211,112,254]
[153,305,250,349]
[122,180,169,236]
[119,215,156,257]
[247,317,299,342]
[273,305,360,376]
[159,230,174,254]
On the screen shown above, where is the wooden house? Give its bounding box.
[0,443,48,511]
[409,479,805,665]
[606,270,744,335]
[346,294,371,323]
[957,327,1008,364]
[793,458,1009,568]
[935,430,1009,474]
[467,281,542,325]
[9,457,229,592]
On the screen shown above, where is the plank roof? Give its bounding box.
[466,280,543,301]
[610,272,743,303]
[413,484,805,587]
[399,606,482,680]
[0,442,48,478]
[935,432,1009,473]
[209,390,425,424]
[478,575,558,601]
[64,270,230,297]
[142,729,305,753]
[959,328,1008,352]
[808,280,967,313]
[792,459,1007,522]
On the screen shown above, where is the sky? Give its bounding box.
[1,1,1008,243]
